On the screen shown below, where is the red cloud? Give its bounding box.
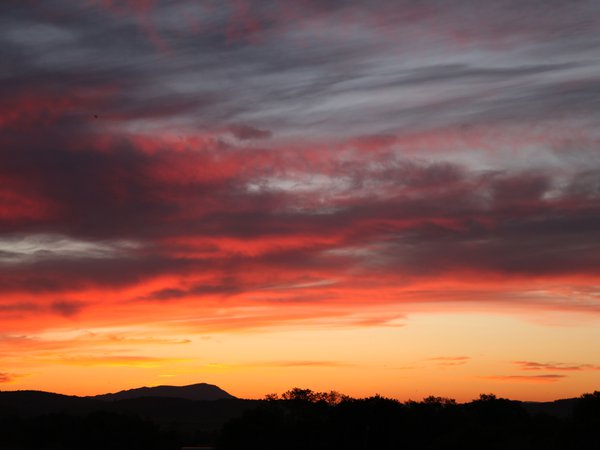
[0,372,13,383]
[1,19,600,336]
[0,372,26,383]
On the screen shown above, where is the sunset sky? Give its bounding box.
[1,0,600,402]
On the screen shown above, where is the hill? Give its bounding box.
[92,382,236,402]
[0,387,253,433]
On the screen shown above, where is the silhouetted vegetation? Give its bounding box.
[0,411,180,450]
[1,388,600,449]
[218,389,600,450]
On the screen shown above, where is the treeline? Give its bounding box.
[218,389,600,450]
[0,411,187,450]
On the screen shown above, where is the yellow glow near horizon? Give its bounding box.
[5,309,600,402]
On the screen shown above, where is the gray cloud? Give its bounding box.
[228,124,273,140]
[50,300,86,317]
[0,302,38,312]
[0,0,599,313]
[2,0,599,138]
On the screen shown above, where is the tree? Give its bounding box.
[281,388,318,402]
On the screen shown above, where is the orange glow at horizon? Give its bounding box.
[3,304,600,402]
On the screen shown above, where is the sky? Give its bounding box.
[1,0,600,402]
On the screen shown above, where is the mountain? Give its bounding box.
[0,386,253,432]
[92,382,236,401]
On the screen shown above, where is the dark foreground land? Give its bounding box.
[1,387,599,450]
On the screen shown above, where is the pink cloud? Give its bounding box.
[514,361,600,372]
[479,374,566,383]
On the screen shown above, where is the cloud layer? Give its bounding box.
[1,1,600,397]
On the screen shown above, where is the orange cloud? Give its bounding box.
[206,360,354,369]
[427,356,471,367]
[54,355,193,368]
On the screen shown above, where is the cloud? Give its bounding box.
[50,300,86,317]
[0,138,599,317]
[202,360,355,372]
[3,0,600,140]
[57,355,193,368]
[479,374,566,383]
[141,281,244,302]
[0,302,38,312]
[0,235,138,263]
[428,356,470,361]
[0,330,192,362]
[0,300,92,328]
[352,316,406,327]
[0,300,85,318]
[264,360,353,368]
[0,372,13,383]
[514,361,600,372]
[228,124,272,140]
[0,0,599,337]
[0,372,26,383]
[427,356,470,367]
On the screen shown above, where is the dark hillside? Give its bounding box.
[93,382,235,401]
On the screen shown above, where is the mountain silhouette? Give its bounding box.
[0,384,250,434]
[92,382,236,401]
